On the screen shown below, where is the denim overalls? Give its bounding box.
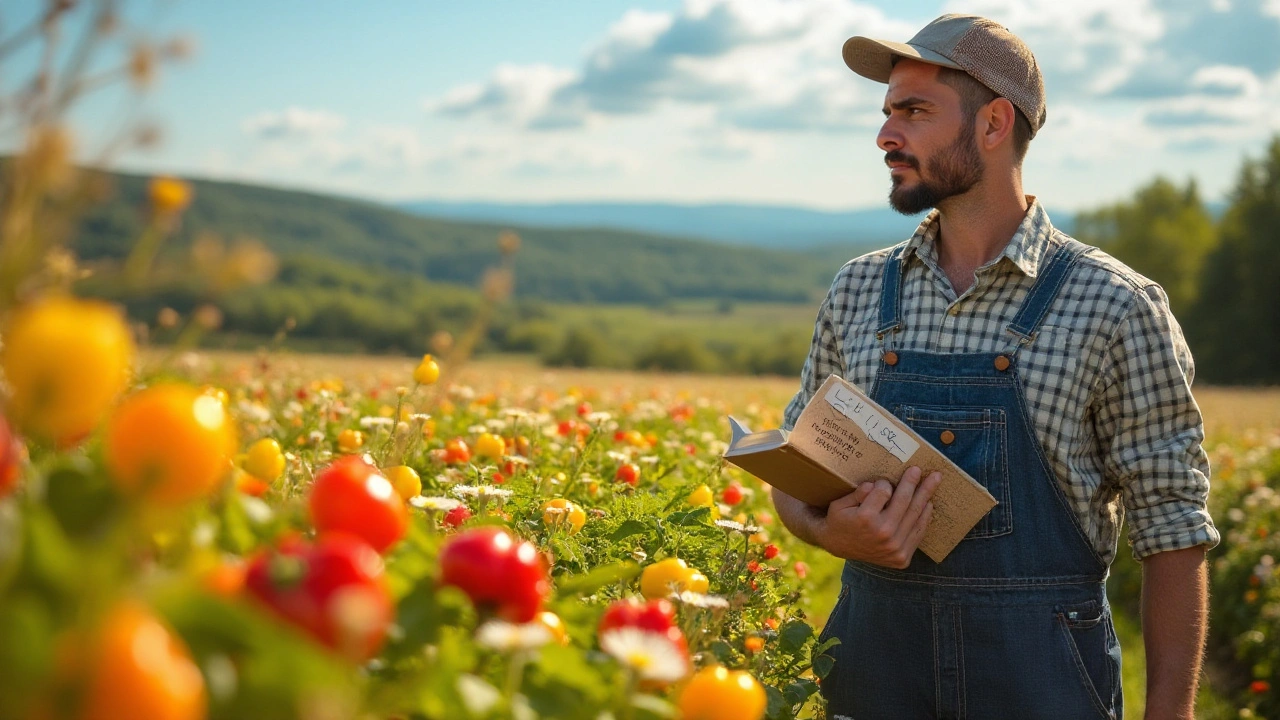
[819,239,1123,720]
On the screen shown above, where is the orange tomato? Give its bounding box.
[337,428,364,453]
[443,438,471,464]
[677,666,766,720]
[80,602,207,720]
[105,384,237,505]
[0,296,135,446]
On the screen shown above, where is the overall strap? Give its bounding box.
[1005,237,1091,346]
[877,244,908,342]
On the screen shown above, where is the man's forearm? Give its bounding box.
[1142,546,1209,720]
[771,489,825,547]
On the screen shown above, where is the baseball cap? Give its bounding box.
[842,14,1047,137]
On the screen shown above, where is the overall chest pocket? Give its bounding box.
[891,404,1012,539]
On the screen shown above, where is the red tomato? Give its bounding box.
[0,413,22,498]
[598,597,677,635]
[443,438,471,464]
[244,534,392,661]
[439,527,549,622]
[722,483,744,506]
[615,463,640,486]
[442,505,472,528]
[309,455,407,553]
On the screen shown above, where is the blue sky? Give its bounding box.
[10,0,1280,211]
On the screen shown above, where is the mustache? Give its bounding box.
[884,151,919,169]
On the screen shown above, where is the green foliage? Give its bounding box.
[74,171,833,306]
[1188,137,1280,384]
[1074,176,1217,317]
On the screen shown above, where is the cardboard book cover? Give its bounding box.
[723,374,997,563]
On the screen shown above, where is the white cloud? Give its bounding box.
[242,107,347,139]
[1189,65,1262,97]
[424,0,912,135]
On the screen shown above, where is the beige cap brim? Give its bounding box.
[842,36,963,83]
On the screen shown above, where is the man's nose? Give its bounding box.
[877,121,902,153]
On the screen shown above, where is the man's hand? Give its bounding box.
[812,466,942,569]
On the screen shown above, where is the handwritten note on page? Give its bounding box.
[823,384,920,462]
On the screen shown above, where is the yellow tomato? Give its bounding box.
[105,384,237,505]
[474,432,505,460]
[640,558,707,600]
[413,354,440,385]
[384,465,422,501]
[81,602,207,720]
[687,484,714,507]
[0,296,134,446]
[686,571,710,594]
[535,611,570,646]
[541,498,586,534]
[337,429,364,453]
[242,438,285,482]
[677,666,766,720]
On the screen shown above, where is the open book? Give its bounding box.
[723,374,997,563]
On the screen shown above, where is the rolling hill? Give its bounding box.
[76,173,884,306]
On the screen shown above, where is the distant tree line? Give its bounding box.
[1073,135,1280,384]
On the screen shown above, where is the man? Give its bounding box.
[772,14,1219,720]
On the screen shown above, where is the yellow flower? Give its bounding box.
[149,175,192,216]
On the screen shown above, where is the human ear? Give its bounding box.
[979,97,1017,152]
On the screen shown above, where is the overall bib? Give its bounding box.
[819,240,1123,720]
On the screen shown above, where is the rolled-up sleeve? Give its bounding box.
[1092,283,1220,560]
[782,286,843,432]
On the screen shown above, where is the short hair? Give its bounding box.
[891,57,1033,165]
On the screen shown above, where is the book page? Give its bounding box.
[823,384,920,462]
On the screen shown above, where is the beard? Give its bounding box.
[886,122,985,215]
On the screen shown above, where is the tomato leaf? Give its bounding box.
[665,507,711,527]
[777,619,813,653]
[609,519,649,542]
[555,561,640,597]
[763,684,789,720]
[811,652,836,680]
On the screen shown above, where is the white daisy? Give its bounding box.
[714,519,762,534]
[599,628,689,682]
[475,620,553,652]
[359,416,396,428]
[410,496,461,511]
[675,591,730,609]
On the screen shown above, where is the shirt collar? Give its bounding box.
[903,196,1055,279]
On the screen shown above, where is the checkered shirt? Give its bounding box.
[783,198,1220,563]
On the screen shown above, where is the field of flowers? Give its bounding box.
[0,323,860,720]
[0,331,1276,720]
